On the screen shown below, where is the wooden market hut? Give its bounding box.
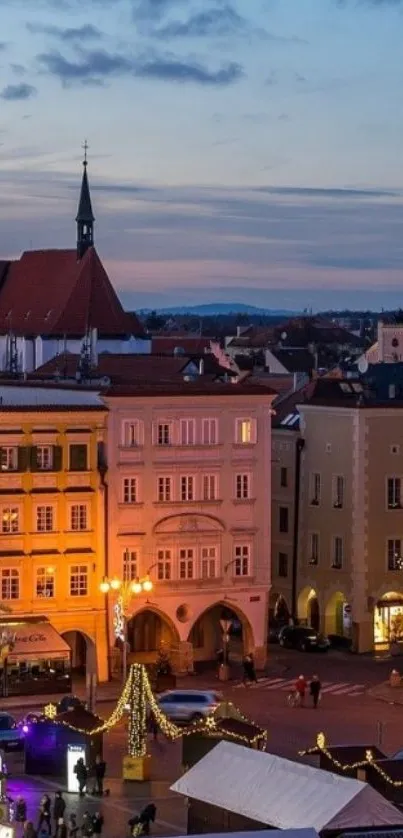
[25,706,104,779]
[181,703,266,770]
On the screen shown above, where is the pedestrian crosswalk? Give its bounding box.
[233,676,366,696]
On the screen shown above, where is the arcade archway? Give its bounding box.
[127,608,179,663]
[62,630,96,675]
[187,602,254,663]
[298,587,320,631]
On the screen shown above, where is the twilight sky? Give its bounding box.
[0,0,402,311]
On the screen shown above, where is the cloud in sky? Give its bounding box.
[27,22,102,42]
[0,83,37,100]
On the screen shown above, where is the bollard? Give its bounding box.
[390,669,401,687]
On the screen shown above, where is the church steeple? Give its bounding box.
[76,141,95,260]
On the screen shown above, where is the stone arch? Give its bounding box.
[62,630,97,675]
[324,590,348,636]
[153,512,225,535]
[126,606,180,663]
[186,600,254,663]
[298,586,320,631]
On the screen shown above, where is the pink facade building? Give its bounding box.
[104,379,274,671]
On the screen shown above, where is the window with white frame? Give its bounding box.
[122,420,142,447]
[309,532,319,565]
[70,504,88,531]
[179,548,194,579]
[1,506,20,534]
[123,549,138,581]
[181,475,194,502]
[36,566,55,598]
[234,544,250,576]
[202,418,218,445]
[235,473,251,500]
[158,476,172,502]
[387,538,403,571]
[310,472,321,505]
[202,474,217,501]
[156,422,172,446]
[157,549,172,581]
[180,418,195,445]
[70,564,88,596]
[36,505,54,532]
[333,475,344,509]
[1,568,19,600]
[387,477,402,509]
[201,546,217,579]
[36,445,53,471]
[123,477,137,504]
[235,418,256,445]
[0,446,18,471]
[332,535,343,569]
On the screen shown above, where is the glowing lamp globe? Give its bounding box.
[110,577,122,591]
[131,580,143,595]
[142,577,153,593]
[99,579,110,594]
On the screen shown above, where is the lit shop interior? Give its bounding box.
[0,616,71,697]
[374,593,403,650]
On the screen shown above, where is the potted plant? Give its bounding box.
[155,647,176,692]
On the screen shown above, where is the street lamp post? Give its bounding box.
[100,572,154,684]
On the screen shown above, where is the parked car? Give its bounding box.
[0,712,24,750]
[278,625,330,652]
[157,689,222,723]
[268,620,289,644]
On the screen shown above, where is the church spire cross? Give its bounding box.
[76,141,95,260]
[82,139,89,165]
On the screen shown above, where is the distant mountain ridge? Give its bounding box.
[138,303,299,316]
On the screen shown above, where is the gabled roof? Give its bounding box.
[171,741,403,833]
[152,335,211,355]
[0,247,144,338]
[34,352,194,383]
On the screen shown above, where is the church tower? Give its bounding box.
[76,141,95,260]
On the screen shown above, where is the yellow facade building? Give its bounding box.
[0,385,108,685]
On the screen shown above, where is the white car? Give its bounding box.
[157,689,222,723]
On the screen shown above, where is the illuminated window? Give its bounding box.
[387,538,402,571]
[36,567,55,598]
[157,549,172,581]
[36,505,54,532]
[179,548,194,579]
[70,504,88,531]
[123,550,137,581]
[70,565,88,597]
[235,418,256,445]
[1,569,19,600]
[234,544,250,577]
[1,506,20,534]
[123,477,137,504]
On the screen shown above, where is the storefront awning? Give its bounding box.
[1,622,71,662]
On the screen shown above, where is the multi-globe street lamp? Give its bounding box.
[100,573,154,684]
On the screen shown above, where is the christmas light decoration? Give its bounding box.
[299,732,403,787]
[44,703,57,719]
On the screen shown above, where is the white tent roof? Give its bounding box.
[171,741,403,833]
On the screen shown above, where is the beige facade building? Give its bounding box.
[104,379,274,670]
[0,384,109,682]
[271,377,403,654]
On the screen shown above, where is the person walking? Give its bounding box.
[295,675,307,707]
[37,795,51,834]
[129,804,157,837]
[67,815,78,838]
[93,755,106,797]
[92,814,103,836]
[23,822,37,838]
[242,654,257,686]
[55,820,67,838]
[73,758,87,797]
[309,674,322,708]
[52,793,66,831]
[16,797,27,828]
[80,813,93,838]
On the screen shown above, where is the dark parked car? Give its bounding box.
[278,625,330,652]
[268,620,289,644]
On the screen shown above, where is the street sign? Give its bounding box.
[220,619,232,634]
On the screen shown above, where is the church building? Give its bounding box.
[0,150,150,373]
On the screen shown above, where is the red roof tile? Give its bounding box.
[34,352,194,383]
[0,247,144,338]
[152,336,211,354]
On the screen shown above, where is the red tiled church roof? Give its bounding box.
[0,247,144,338]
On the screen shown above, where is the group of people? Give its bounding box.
[74,756,107,797]
[16,793,104,838]
[294,674,322,707]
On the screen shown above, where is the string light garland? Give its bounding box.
[299,733,403,787]
[39,664,267,752]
